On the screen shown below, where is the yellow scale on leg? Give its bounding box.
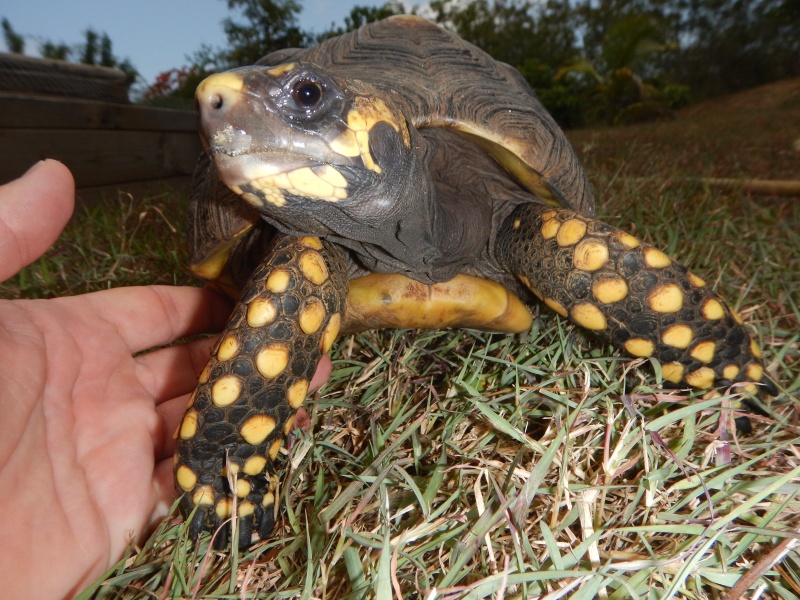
[174,235,349,547]
[496,203,775,396]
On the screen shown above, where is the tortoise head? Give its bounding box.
[195,63,420,229]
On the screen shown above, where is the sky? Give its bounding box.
[1,0,391,87]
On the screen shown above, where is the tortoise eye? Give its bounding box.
[291,79,323,108]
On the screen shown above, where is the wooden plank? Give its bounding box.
[0,129,202,188]
[0,52,129,103]
[0,93,197,131]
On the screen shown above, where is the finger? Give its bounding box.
[310,354,332,392]
[136,336,217,404]
[74,285,232,353]
[0,160,75,281]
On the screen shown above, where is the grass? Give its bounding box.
[4,90,800,599]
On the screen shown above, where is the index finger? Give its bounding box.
[69,284,232,353]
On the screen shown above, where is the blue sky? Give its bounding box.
[1,1,390,87]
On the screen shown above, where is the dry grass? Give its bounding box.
[4,84,799,599]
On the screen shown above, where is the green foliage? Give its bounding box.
[221,0,309,66]
[1,18,24,53]
[317,1,405,40]
[40,41,71,60]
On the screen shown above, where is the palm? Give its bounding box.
[0,161,229,598]
[0,287,228,598]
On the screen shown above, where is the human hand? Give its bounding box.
[0,161,330,599]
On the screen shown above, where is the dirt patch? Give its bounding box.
[680,78,800,118]
[567,79,800,183]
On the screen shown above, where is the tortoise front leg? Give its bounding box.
[495,203,776,396]
[174,234,348,548]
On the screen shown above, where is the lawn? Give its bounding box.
[3,82,799,599]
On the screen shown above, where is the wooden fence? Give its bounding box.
[0,53,201,201]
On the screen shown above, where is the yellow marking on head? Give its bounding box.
[541,218,561,240]
[243,455,267,476]
[644,247,672,268]
[592,277,628,304]
[268,437,283,460]
[299,300,325,334]
[745,363,764,382]
[176,465,198,492]
[512,218,521,230]
[199,71,245,94]
[316,165,348,189]
[241,190,266,207]
[266,269,291,293]
[731,310,744,325]
[690,340,716,363]
[198,363,211,384]
[330,129,361,158]
[217,335,239,361]
[332,96,407,173]
[544,297,568,317]
[701,298,725,320]
[321,312,341,354]
[256,344,289,379]
[662,324,694,349]
[288,167,337,198]
[238,501,255,517]
[624,338,655,357]
[247,297,278,327]
[571,303,607,330]
[283,414,296,435]
[211,375,241,407]
[648,284,684,313]
[287,379,309,409]
[662,362,685,383]
[192,485,214,506]
[689,273,707,288]
[299,251,329,284]
[750,339,762,359]
[722,364,740,380]
[262,492,275,507]
[685,367,715,389]
[300,236,324,250]
[573,240,610,272]
[556,218,587,247]
[267,62,296,76]
[355,130,381,173]
[236,479,251,498]
[179,409,198,439]
[240,414,277,445]
[616,232,640,249]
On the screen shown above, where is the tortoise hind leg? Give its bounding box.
[495,202,777,397]
[174,234,348,548]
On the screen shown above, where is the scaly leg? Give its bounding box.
[495,203,776,396]
[174,234,348,548]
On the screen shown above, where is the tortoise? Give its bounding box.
[175,15,776,548]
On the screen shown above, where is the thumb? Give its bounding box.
[0,160,75,282]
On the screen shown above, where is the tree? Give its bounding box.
[2,18,25,54]
[222,0,309,66]
[318,1,405,40]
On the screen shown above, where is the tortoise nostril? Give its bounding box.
[209,93,224,110]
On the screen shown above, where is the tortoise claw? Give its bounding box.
[175,234,349,547]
